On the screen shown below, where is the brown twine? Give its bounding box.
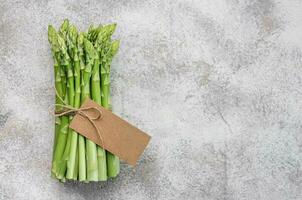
[52,88,104,148]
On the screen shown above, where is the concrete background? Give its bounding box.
[1,0,302,199]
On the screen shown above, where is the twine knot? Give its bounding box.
[52,88,104,148]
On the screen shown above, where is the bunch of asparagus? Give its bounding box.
[48,19,120,182]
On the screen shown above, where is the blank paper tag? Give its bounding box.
[69,98,151,166]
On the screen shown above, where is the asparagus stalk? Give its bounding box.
[103,41,120,178]
[52,56,61,155]
[66,24,79,179]
[59,20,69,98]
[48,25,63,177]
[48,28,70,178]
[77,33,87,181]
[96,24,120,177]
[53,20,71,178]
[83,38,98,181]
[91,34,108,181]
[56,30,74,179]
[55,45,69,179]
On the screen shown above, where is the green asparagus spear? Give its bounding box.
[48,25,63,178]
[56,31,74,179]
[77,33,87,181]
[48,27,69,179]
[66,24,79,179]
[104,41,120,178]
[59,20,69,97]
[91,38,107,181]
[83,38,98,181]
[96,24,120,177]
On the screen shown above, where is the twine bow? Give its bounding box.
[52,88,104,148]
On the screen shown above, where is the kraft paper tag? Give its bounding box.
[69,98,151,166]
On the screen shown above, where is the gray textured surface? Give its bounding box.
[1,0,302,199]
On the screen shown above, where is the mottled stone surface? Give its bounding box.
[1,0,302,199]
